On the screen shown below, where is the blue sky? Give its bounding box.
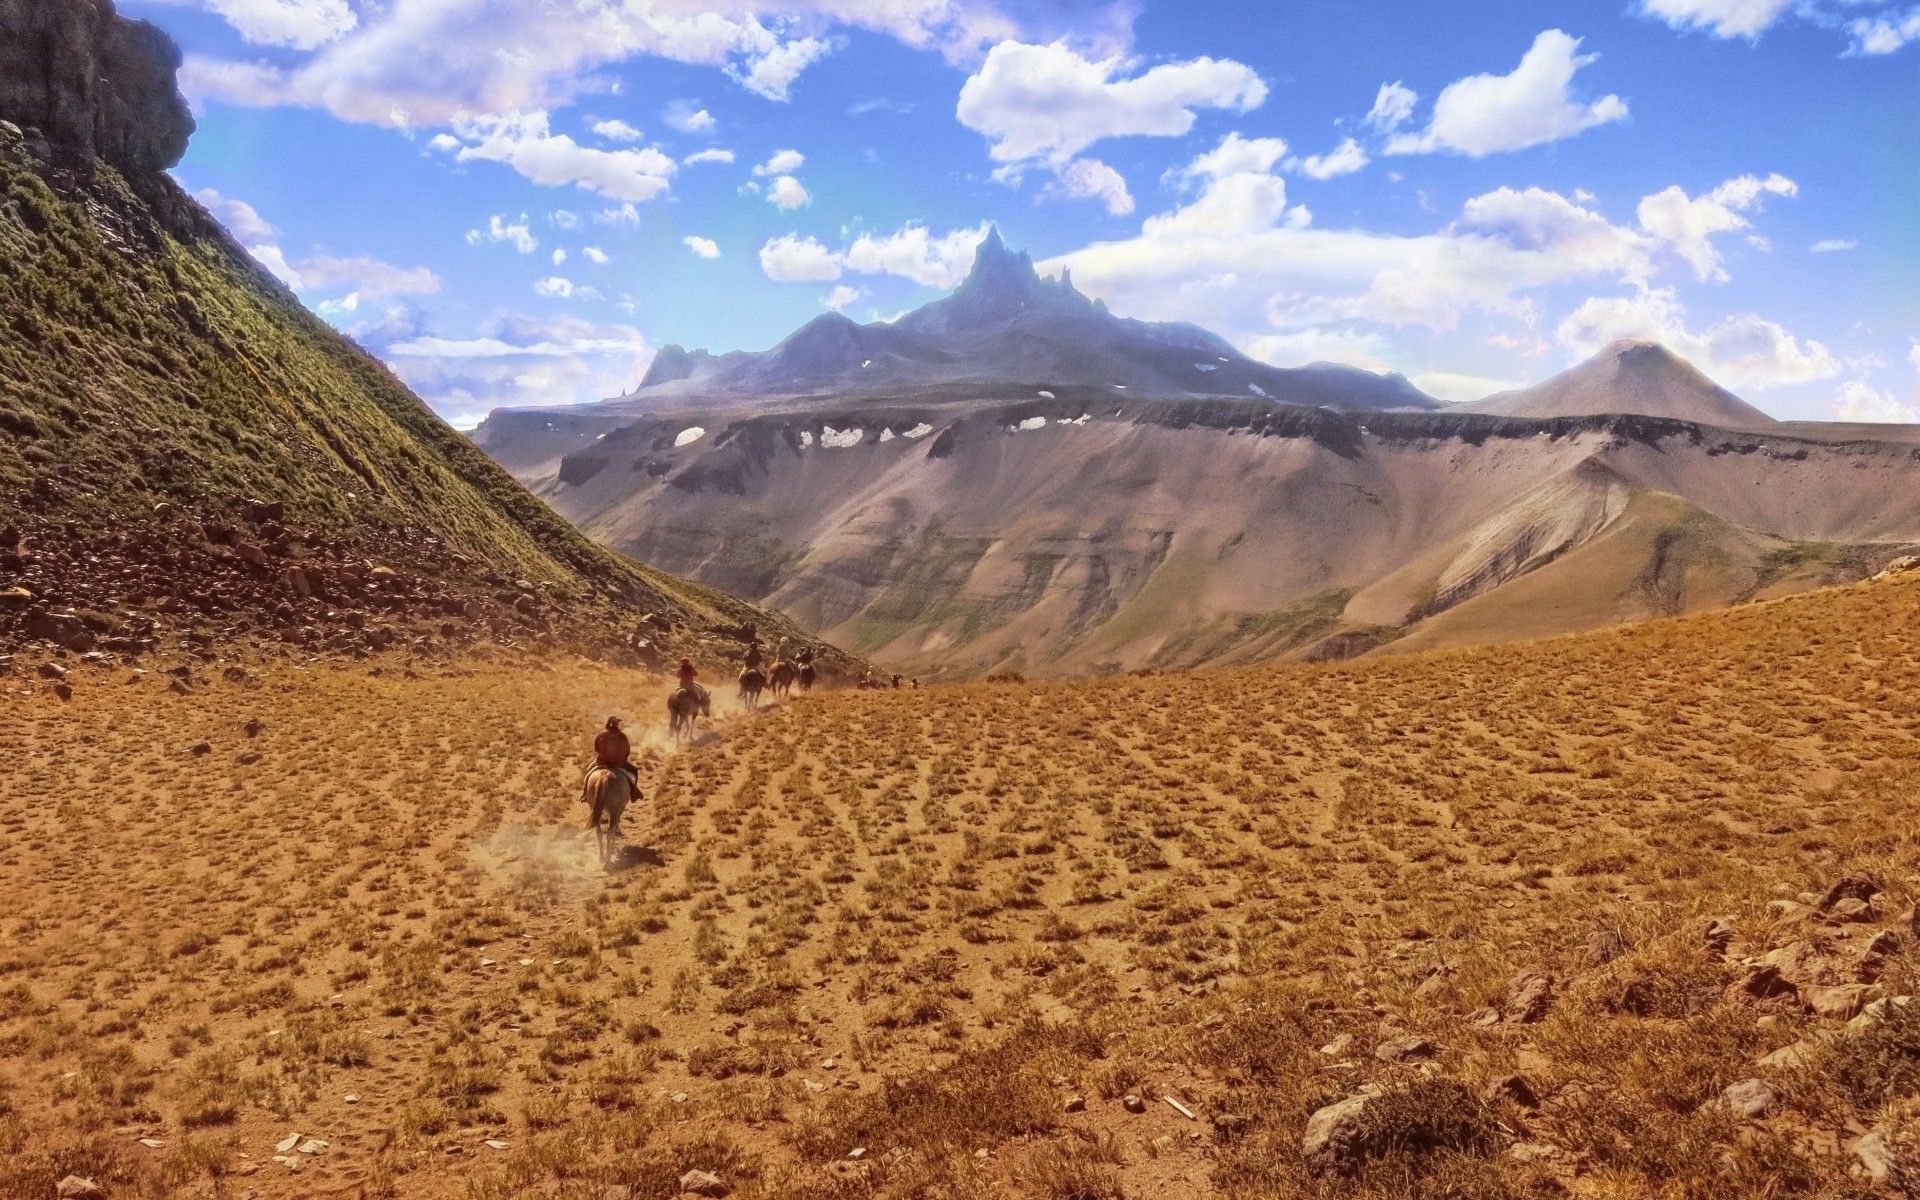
[133,0,1919,427]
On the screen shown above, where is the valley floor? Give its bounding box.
[3,577,1920,1199]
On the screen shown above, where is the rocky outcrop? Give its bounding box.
[0,0,194,173]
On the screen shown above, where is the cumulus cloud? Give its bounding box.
[1246,328,1395,374]
[1556,287,1837,391]
[1046,157,1135,215]
[759,233,843,281]
[666,102,717,133]
[684,148,736,165]
[468,213,538,254]
[767,175,812,208]
[823,284,868,310]
[754,148,807,175]
[1638,0,1798,38]
[203,0,356,50]
[247,243,304,288]
[844,223,992,287]
[1182,132,1287,182]
[1295,138,1369,181]
[194,188,278,241]
[734,35,831,99]
[956,40,1266,165]
[534,276,575,298]
[1635,173,1796,281]
[583,246,611,264]
[446,110,676,202]
[684,236,721,259]
[1366,82,1418,132]
[376,311,652,424]
[1849,7,1920,53]
[591,118,642,142]
[1385,30,1627,158]
[295,255,441,298]
[1834,380,1920,422]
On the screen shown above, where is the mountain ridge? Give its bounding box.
[1465,339,1777,427]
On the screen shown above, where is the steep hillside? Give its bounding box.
[0,0,857,676]
[514,398,1920,677]
[1465,339,1776,426]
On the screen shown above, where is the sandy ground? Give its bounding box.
[3,576,1920,1199]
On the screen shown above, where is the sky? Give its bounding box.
[132,0,1920,428]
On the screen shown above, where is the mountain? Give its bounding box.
[628,227,1440,411]
[0,0,857,676]
[1464,339,1776,426]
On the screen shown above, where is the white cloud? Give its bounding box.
[734,35,831,99]
[1247,328,1394,373]
[684,236,721,259]
[447,110,676,202]
[1635,173,1796,281]
[666,102,717,133]
[583,246,611,264]
[1849,7,1920,54]
[759,233,843,281]
[203,0,356,50]
[551,248,568,266]
[767,175,812,208]
[1366,82,1417,132]
[1047,157,1135,215]
[591,118,642,142]
[1385,30,1627,158]
[956,40,1266,165]
[594,204,641,228]
[550,210,581,230]
[824,284,868,310]
[1295,138,1369,181]
[684,148,736,165]
[194,188,279,241]
[295,255,440,297]
[469,213,538,254]
[844,223,991,287]
[248,244,304,288]
[1639,0,1797,39]
[1811,238,1859,253]
[753,148,807,175]
[374,312,651,424]
[1556,287,1837,391]
[1413,370,1525,404]
[1835,380,1920,423]
[1182,132,1287,182]
[535,276,575,298]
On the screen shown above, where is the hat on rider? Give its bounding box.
[606,716,622,730]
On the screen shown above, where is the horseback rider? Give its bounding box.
[744,640,764,670]
[593,716,639,791]
[677,656,709,704]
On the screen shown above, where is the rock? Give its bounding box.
[1465,1006,1502,1027]
[54,682,72,700]
[1703,916,1737,957]
[1507,1142,1561,1164]
[1504,971,1554,1023]
[0,0,195,173]
[1763,941,1845,991]
[36,661,68,680]
[1803,984,1871,1021]
[56,1177,107,1200]
[1820,876,1881,912]
[169,677,192,695]
[1485,1073,1539,1108]
[602,1188,634,1200]
[1721,1078,1779,1118]
[1375,1034,1436,1063]
[1122,1094,1146,1114]
[678,1169,728,1197]
[275,1134,300,1153]
[1730,964,1798,1004]
[245,718,264,737]
[1584,929,1629,966]
[189,741,210,756]
[1063,1095,1085,1113]
[1210,1112,1251,1140]
[1758,1038,1820,1071]
[1826,898,1875,924]
[1851,1128,1900,1184]
[1850,994,1915,1030]
[1302,1093,1374,1175]
[1320,1032,1353,1056]
[232,541,269,567]
[242,499,285,524]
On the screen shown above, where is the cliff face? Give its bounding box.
[0,0,194,173]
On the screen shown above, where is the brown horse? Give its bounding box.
[798,662,816,692]
[667,684,710,745]
[769,660,796,699]
[739,667,767,710]
[581,766,637,867]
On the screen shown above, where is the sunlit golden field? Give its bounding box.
[5,574,1920,1199]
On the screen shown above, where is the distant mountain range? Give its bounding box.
[633,227,1439,412]
[472,233,1920,678]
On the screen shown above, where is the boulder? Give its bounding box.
[1504,971,1554,1023]
[1803,984,1871,1021]
[677,1170,728,1197]
[1851,1128,1901,1185]
[1584,929,1629,966]
[1820,876,1881,912]
[1720,1078,1779,1118]
[1302,1093,1374,1175]
[0,0,195,173]
[55,1178,107,1200]
[1375,1034,1436,1063]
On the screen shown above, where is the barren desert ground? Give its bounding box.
[4,574,1920,1199]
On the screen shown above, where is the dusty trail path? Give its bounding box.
[3,579,1920,1199]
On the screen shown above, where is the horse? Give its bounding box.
[769,660,796,699]
[667,683,710,746]
[581,766,638,868]
[738,667,766,710]
[798,662,816,693]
